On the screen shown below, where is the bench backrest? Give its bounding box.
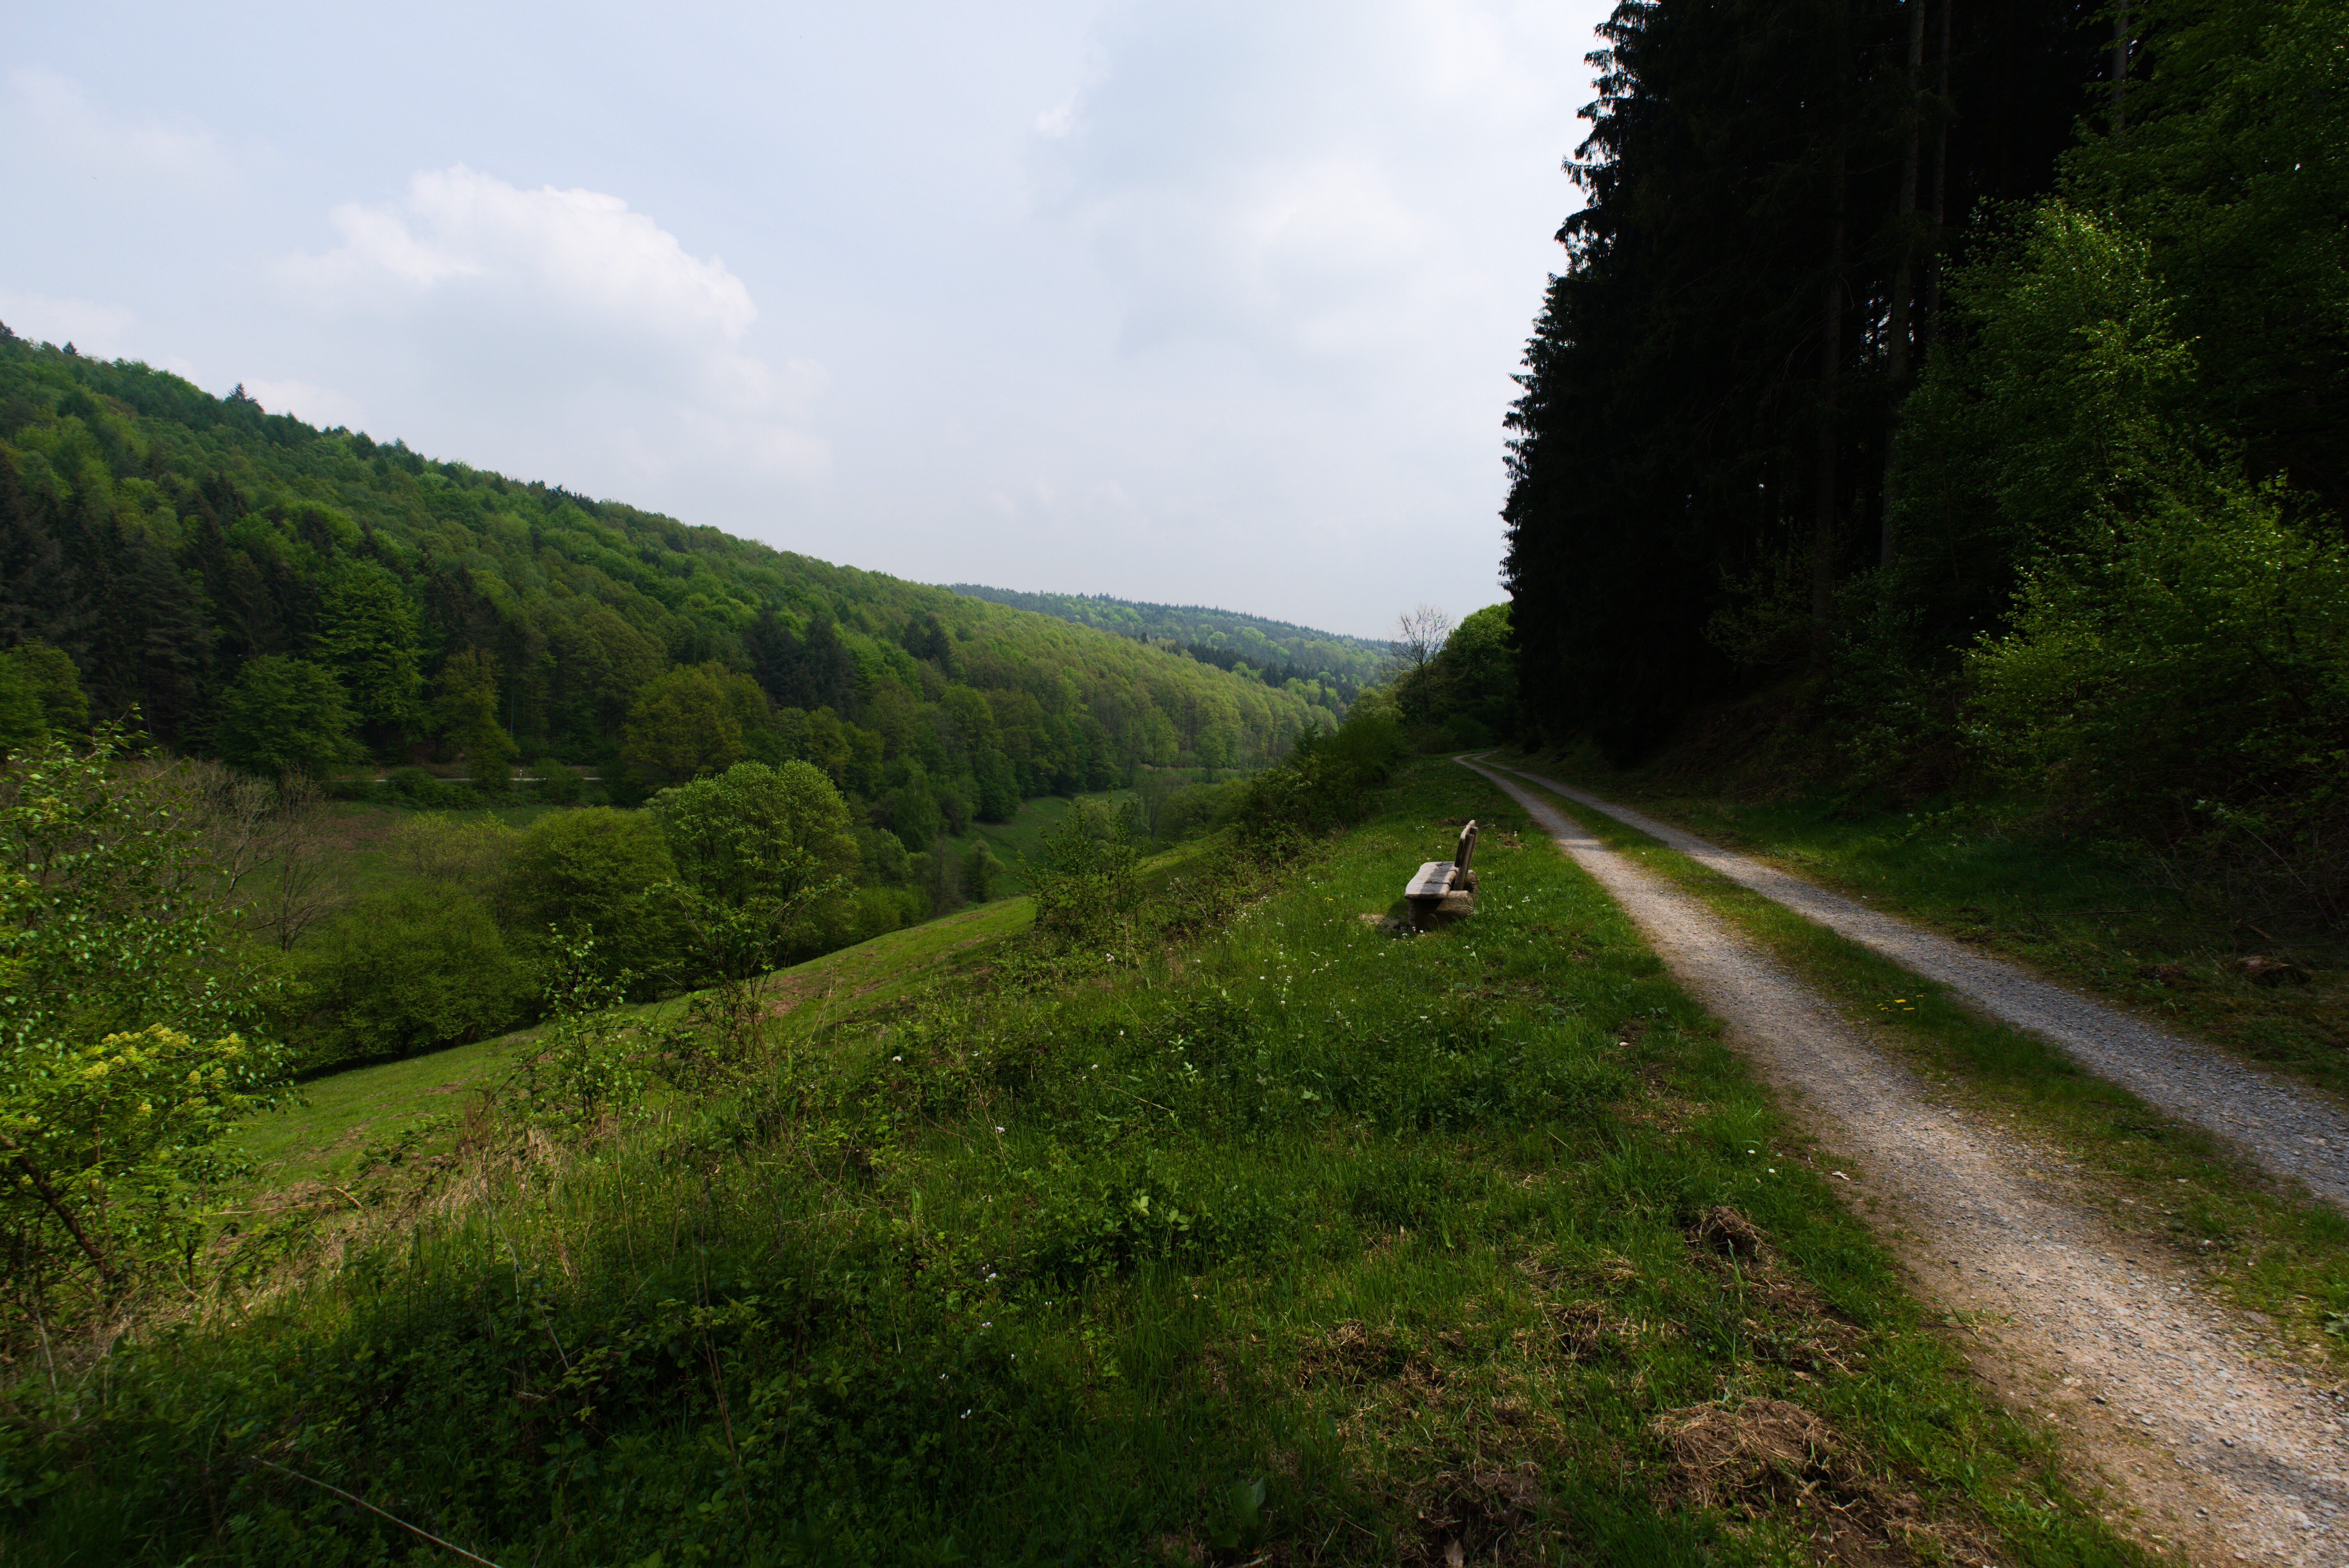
[1455,820,1477,871]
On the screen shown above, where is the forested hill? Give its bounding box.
[947,584,1390,702]
[0,335,1326,818]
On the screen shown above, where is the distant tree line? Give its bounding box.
[948,583,1388,705]
[0,341,1323,849]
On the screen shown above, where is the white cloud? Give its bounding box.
[241,377,365,429]
[1034,94,1078,138]
[3,68,232,193]
[280,165,756,341]
[1031,0,1587,373]
[0,286,136,359]
[274,165,826,481]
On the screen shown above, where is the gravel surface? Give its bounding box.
[1496,761,2349,1213]
[1465,759,2349,1566]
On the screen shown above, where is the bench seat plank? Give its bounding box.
[1405,861,1455,901]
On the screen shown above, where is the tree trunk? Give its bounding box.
[2112,0,2130,131]
[1812,149,1848,668]
[1880,0,1929,567]
[1923,0,1954,345]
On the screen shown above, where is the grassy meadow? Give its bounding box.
[9,761,2151,1566]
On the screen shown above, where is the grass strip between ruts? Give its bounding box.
[1498,766,2349,1376]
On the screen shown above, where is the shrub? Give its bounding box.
[0,732,285,1320]
[388,811,519,888]
[1230,709,1405,857]
[285,886,535,1069]
[534,757,584,805]
[1028,803,1141,949]
[386,765,471,809]
[496,807,679,989]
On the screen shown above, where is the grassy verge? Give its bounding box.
[1497,764,2349,1375]
[229,836,1236,1196]
[1491,749,2348,1097]
[8,761,2150,1566]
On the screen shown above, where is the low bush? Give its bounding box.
[283,886,535,1070]
[533,757,584,805]
[1027,801,1142,950]
[495,806,679,992]
[385,765,473,810]
[1230,707,1406,856]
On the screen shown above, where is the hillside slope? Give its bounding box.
[947,583,1387,703]
[0,336,1322,817]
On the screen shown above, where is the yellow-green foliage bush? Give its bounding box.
[0,734,285,1318]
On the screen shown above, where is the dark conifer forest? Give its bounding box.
[1503,0,2347,915]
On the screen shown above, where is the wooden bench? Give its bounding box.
[1404,820,1478,928]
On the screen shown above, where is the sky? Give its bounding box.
[1,1,1610,641]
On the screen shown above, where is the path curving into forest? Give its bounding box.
[1461,756,2349,1566]
[1491,760,2349,1214]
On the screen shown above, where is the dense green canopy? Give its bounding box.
[0,341,1323,823]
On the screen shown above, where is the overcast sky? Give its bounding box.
[2,1,1608,640]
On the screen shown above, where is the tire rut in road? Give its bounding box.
[1463,758,2349,1566]
[1493,760,2349,1212]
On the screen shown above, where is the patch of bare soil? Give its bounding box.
[1291,1319,1557,1564]
[1468,759,2349,1566]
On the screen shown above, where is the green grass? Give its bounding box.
[11,762,2152,1566]
[236,1032,523,1194]
[1497,763,2349,1372]
[1493,748,2349,1095]
[233,837,1226,1197]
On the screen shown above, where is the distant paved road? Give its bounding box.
[1485,758,2349,1213]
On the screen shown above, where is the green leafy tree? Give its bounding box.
[212,656,359,779]
[1,732,285,1310]
[1938,207,2349,900]
[1391,603,1518,749]
[286,885,536,1069]
[433,647,518,788]
[317,561,425,739]
[621,661,773,788]
[961,839,1005,903]
[496,806,680,990]
[648,761,855,1052]
[0,642,88,752]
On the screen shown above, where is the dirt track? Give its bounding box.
[1493,760,2349,1211]
[1461,758,2349,1566]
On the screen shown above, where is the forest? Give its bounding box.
[1502,0,2348,924]
[0,338,1326,802]
[947,583,1390,704]
[0,338,1346,1074]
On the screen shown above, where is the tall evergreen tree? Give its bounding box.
[1504,0,2100,754]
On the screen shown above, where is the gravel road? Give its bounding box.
[1494,761,2349,1212]
[1463,758,2349,1566]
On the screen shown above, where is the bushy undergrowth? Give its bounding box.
[2,761,2141,1566]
